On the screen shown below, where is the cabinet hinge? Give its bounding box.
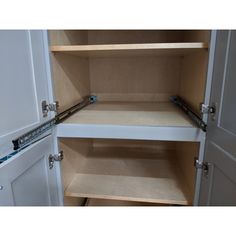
[42,100,59,117]
[200,103,216,114]
[194,158,209,177]
[49,151,63,169]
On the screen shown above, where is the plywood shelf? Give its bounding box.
[64,147,190,205]
[56,101,202,141]
[50,42,208,57]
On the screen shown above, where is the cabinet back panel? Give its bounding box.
[49,30,210,45]
[88,30,184,44]
[90,56,181,102]
[183,30,210,43]
[49,30,88,45]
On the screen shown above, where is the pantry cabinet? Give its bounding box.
[0,30,235,206]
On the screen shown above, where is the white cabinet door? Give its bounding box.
[0,135,59,206]
[0,30,61,206]
[199,30,236,205]
[0,30,54,156]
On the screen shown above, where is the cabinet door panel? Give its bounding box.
[0,135,59,206]
[0,30,52,156]
[199,30,236,205]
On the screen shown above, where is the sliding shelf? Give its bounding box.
[65,146,190,205]
[50,42,208,57]
[56,101,203,141]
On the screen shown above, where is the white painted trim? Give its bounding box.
[203,30,217,123]
[56,123,204,142]
[193,137,206,206]
[42,30,56,107]
[52,129,64,206]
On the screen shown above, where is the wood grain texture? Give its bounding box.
[59,138,92,190]
[50,53,90,112]
[89,56,181,102]
[65,146,190,205]
[175,142,199,201]
[183,30,210,43]
[179,51,208,114]
[66,173,188,205]
[63,101,195,127]
[50,43,208,57]
[49,30,88,45]
[87,30,184,44]
[85,198,165,206]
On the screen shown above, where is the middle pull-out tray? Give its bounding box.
[56,101,203,141]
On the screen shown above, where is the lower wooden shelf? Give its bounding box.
[64,147,191,205]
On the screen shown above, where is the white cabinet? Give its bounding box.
[0,30,235,206]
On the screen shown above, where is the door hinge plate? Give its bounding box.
[42,101,59,117]
[200,103,215,114]
[194,158,209,177]
[49,151,63,169]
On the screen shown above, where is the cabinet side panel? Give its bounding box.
[178,30,210,114]
[59,138,92,206]
[175,142,199,203]
[179,51,208,114]
[51,54,90,112]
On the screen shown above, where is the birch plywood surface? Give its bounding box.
[85,198,163,206]
[65,147,190,205]
[63,102,195,127]
[89,56,181,102]
[50,43,208,57]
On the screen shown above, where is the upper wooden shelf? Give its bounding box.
[50,42,208,57]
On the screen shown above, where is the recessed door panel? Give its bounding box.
[0,30,52,155]
[219,32,236,135]
[0,135,59,206]
[0,31,39,136]
[11,157,50,206]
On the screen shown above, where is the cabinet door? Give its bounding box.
[0,30,61,206]
[0,135,60,206]
[0,30,54,156]
[199,30,236,205]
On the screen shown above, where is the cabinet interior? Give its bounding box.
[59,138,199,206]
[49,30,210,114]
[48,30,209,206]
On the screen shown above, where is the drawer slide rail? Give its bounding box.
[12,95,96,151]
[170,95,207,132]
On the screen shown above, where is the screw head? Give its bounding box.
[0,186,3,190]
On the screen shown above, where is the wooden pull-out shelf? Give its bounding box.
[56,102,202,141]
[64,147,190,205]
[50,42,208,57]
